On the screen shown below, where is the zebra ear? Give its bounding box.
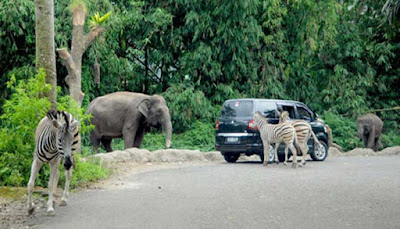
[52,120,63,129]
[69,120,79,131]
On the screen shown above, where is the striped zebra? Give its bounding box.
[253,111,298,168]
[27,110,79,215]
[279,111,322,166]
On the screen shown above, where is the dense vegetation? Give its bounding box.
[0,0,399,186]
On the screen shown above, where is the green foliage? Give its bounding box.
[89,11,111,28]
[59,154,109,188]
[141,121,215,152]
[162,83,218,133]
[321,112,363,152]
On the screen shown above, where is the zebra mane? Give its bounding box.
[46,109,70,129]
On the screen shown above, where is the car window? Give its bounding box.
[280,105,296,119]
[221,101,253,118]
[297,106,312,121]
[257,101,278,118]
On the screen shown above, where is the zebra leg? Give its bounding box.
[274,143,279,164]
[263,143,269,166]
[60,168,72,206]
[283,143,288,165]
[27,158,43,215]
[47,159,60,215]
[300,143,309,166]
[290,144,298,168]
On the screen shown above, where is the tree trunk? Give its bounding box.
[57,5,103,107]
[35,0,57,109]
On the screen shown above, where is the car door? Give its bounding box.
[295,104,317,150]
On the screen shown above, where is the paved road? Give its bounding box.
[35,157,400,229]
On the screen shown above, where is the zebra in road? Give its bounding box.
[279,111,323,166]
[27,110,79,215]
[253,111,298,168]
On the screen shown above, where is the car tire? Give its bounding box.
[259,145,275,163]
[310,140,328,161]
[278,154,286,163]
[224,154,239,163]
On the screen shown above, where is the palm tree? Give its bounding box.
[383,0,400,24]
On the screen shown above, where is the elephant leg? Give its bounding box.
[367,126,376,150]
[90,133,101,153]
[373,138,379,152]
[101,138,113,152]
[133,127,145,148]
[123,125,138,149]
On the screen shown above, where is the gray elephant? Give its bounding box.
[357,113,383,152]
[87,92,172,152]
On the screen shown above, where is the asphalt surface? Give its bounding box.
[33,156,400,229]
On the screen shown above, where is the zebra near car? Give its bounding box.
[253,111,299,168]
[27,110,79,215]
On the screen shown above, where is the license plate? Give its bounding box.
[226,137,238,143]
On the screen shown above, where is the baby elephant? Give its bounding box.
[357,113,383,152]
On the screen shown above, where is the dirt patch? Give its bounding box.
[329,146,400,157]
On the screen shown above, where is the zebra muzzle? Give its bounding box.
[64,156,73,170]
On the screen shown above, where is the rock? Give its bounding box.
[345,148,376,156]
[378,146,400,156]
[328,147,343,157]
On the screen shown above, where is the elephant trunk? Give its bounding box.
[163,115,172,148]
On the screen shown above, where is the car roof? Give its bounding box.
[224,98,306,106]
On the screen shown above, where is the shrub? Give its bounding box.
[141,121,215,152]
[320,111,363,152]
[162,83,219,133]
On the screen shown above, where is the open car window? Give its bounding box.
[297,106,313,121]
[280,105,296,119]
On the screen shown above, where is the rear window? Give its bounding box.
[221,101,253,118]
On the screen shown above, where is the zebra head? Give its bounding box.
[47,110,79,170]
[253,111,265,126]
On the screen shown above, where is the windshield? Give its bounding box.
[221,101,253,118]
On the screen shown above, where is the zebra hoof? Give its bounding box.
[283,162,288,166]
[59,200,67,207]
[292,164,297,169]
[262,162,268,166]
[275,161,279,165]
[47,208,55,216]
[28,207,35,215]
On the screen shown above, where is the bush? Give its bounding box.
[162,83,219,133]
[320,111,363,152]
[0,69,102,186]
[141,121,215,152]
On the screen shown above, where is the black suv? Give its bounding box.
[215,99,329,163]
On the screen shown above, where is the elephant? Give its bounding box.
[357,113,383,152]
[87,92,172,152]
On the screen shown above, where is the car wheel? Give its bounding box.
[259,145,275,163]
[310,140,328,161]
[278,154,286,163]
[224,154,239,163]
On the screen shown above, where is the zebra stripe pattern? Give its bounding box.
[28,110,80,215]
[279,111,322,166]
[253,111,298,167]
[34,110,79,163]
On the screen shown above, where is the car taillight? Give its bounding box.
[248,119,258,130]
[216,120,219,131]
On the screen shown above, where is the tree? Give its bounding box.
[57,1,109,106]
[35,0,57,108]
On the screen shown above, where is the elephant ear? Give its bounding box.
[138,99,151,118]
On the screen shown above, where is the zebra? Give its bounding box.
[27,109,79,215]
[279,111,323,166]
[253,111,298,168]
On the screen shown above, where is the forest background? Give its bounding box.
[0,0,399,186]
